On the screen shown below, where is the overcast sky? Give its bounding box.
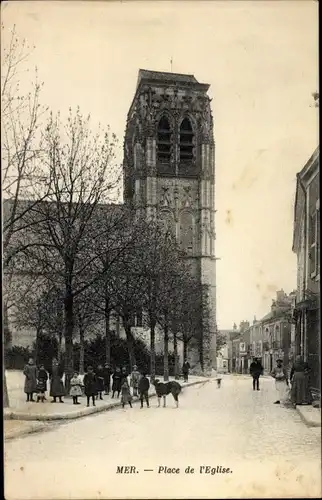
[2,1,318,329]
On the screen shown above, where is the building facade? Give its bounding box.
[258,290,295,373]
[123,69,217,374]
[292,146,320,394]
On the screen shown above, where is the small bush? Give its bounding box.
[5,345,34,370]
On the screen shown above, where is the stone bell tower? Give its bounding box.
[123,69,216,374]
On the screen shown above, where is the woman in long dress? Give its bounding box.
[290,355,312,406]
[270,359,289,404]
[23,358,37,402]
[50,358,65,403]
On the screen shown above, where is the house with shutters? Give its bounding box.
[292,146,320,395]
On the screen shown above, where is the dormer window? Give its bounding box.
[179,118,194,162]
[157,116,171,163]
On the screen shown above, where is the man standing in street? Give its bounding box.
[182,359,190,382]
[250,358,263,391]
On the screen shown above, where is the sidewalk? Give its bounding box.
[4,420,55,441]
[4,370,209,422]
[296,405,321,427]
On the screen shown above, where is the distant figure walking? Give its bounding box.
[182,360,190,382]
[83,366,97,407]
[103,363,111,395]
[23,358,37,402]
[216,377,222,388]
[36,364,48,402]
[96,364,105,400]
[130,365,141,397]
[121,379,133,408]
[250,358,263,391]
[290,355,312,406]
[271,359,289,404]
[50,358,65,403]
[112,367,122,398]
[138,373,150,408]
[69,371,83,405]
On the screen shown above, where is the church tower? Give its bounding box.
[123,69,216,374]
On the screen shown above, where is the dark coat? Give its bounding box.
[182,362,190,374]
[138,376,150,394]
[50,364,65,397]
[96,368,105,392]
[250,361,263,377]
[83,372,97,396]
[103,367,111,384]
[23,363,37,393]
[37,368,49,392]
[112,372,122,392]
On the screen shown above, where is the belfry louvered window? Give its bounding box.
[157,116,171,163]
[179,118,193,162]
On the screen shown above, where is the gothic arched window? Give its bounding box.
[157,116,172,163]
[179,118,194,162]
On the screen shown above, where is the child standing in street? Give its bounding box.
[83,366,97,407]
[138,373,150,408]
[112,367,122,398]
[130,365,141,397]
[36,364,48,402]
[96,364,105,400]
[70,371,83,405]
[121,378,133,408]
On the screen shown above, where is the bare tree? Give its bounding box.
[139,222,188,381]
[18,108,121,392]
[107,219,148,371]
[88,205,138,368]
[2,24,49,408]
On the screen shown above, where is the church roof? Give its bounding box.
[137,69,199,88]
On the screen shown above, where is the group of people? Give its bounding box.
[23,359,152,409]
[23,357,64,403]
[249,355,313,407]
[70,364,151,409]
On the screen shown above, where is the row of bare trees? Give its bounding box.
[2,26,208,407]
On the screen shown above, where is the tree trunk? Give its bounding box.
[35,326,42,365]
[173,329,180,380]
[79,325,85,375]
[164,322,169,381]
[57,331,63,363]
[199,333,204,372]
[3,370,9,408]
[183,338,188,361]
[3,308,10,407]
[150,320,156,382]
[4,302,12,353]
[105,298,111,365]
[124,320,136,371]
[64,290,74,394]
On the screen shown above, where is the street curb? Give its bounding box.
[4,422,58,442]
[4,379,209,422]
[296,406,321,428]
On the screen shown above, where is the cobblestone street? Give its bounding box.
[5,375,321,499]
